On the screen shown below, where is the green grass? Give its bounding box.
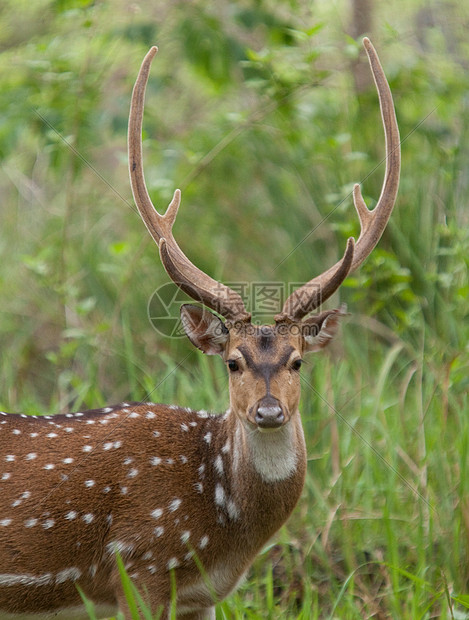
[1,0,469,618]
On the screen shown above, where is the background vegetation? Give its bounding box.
[1,0,468,617]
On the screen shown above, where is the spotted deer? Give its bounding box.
[0,38,400,620]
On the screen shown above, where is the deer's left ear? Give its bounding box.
[180,304,229,355]
[301,305,347,353]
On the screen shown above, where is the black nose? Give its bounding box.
[255,397,285,429]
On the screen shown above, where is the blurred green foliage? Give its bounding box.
[0,0,468,616]
[1,0,467,406]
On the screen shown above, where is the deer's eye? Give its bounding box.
[227,360,239,372]
[291,359,303,371]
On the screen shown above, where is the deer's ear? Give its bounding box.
[301,305,347,353]
[180,304,229,356]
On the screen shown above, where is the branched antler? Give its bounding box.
[128,39,399,325]
[128,47,250,322]
[275,38,400,323]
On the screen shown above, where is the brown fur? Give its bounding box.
[0,389,306,618]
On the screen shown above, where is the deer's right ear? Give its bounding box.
[180,304,229,355]
[301,305,348,353]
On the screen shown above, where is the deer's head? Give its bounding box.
[128,39,400,432]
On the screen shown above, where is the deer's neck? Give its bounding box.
[213,410,307,543]
[229,410,306,484]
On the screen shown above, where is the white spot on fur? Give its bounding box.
[56,567,81,583]
[214,484,225,508]
[226,499,240,521]
[169,499,182,512]
[214,455,224,476]
[106,541,135,557]
[0,573,52,586]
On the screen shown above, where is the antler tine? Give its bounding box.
[128,47,174,244]
[276,37,400,323]
[350,37,401,269]
[275,238,355,323]
[128,47,251,323]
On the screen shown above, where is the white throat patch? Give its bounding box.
[248,419,303,483]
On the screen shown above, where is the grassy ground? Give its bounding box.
[1,0,468,618]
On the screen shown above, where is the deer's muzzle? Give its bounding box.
[254,395,285,430]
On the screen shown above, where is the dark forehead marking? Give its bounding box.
[237,344,295,376]
[258,326,275,351]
